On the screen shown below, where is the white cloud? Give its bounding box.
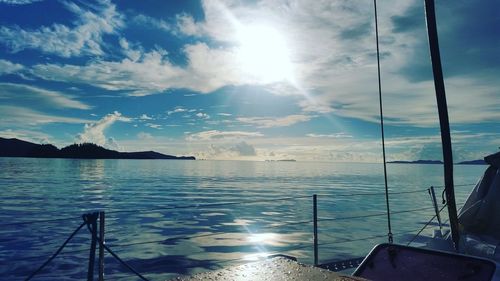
[76,111,130,146]
[167,107,187,115]
[378,133,500,162]
[0,0,43,4]
[196,112,210,119]
[184,133,385,161]
[445,76,500,124]
[231,141,256,156]
[217,113,232,116]
[119,38,142,61]
[307,133,353,138]
[0,105,91,126]
[176,13,204,36]
[14,0,499,128]
[145,123,162,129]
[133,14,173,33]
[105,137,120,150]
[139,114,153,120]
[29,38,292,96]
[31,48,186,96]
[0,82,91,110]
[186,130,263,141]
[195,141,257,159]
[175,0,498,126]
[0,0,123,57]
[0,59,24,75]
[237,114,315,128]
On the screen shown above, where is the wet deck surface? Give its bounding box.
[169,257,367,281]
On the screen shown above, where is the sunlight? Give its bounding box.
[236,24,293,83]
[247,232,278,244]
[242,252,269,261]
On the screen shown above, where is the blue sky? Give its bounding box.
[0,0,498,162]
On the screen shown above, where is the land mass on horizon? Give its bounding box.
[387,159,444,164]
[457,159,487,165]
[388,159,487,165]
[0,137,195,160]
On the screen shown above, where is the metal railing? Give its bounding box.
[0,184,461,280]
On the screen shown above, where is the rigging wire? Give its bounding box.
[373,0,393,244]
[97,238,151,281]
[318,206,435,223]
[24,221,86,281]
[407,204,447,246]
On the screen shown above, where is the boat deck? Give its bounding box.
[169,257,366,281]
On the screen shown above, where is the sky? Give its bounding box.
[0,0,498,162]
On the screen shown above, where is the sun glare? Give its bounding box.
[236,25,293,83]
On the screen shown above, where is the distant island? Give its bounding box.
[457,159,487,165]
[388,160,443,164]
[0,137,195,160]
[388,159,488,165]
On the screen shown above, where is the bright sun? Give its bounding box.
[236,25,293,83]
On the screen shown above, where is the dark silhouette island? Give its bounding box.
[389,159,488,165]
[0,137,195,160]
[457,159,487,165]
[387,160,443,164]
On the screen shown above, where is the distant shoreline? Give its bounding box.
[387,160,443,164]
[0,137,195,160]
[388,159,487,165]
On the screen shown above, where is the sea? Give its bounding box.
[0,157,486,280]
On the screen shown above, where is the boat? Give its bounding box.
[175,0,500,279]
[10,0,499,280]
[351,151,500,281]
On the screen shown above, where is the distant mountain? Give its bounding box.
[0,137,195,160]
[457,159,487,165]
[388,160,443,164]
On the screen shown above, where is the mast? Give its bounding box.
[424,0,460,251]
[373,0,393,244]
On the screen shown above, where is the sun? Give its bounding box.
[236,24,293,83]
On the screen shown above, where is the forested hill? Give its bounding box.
[0,137,195,160]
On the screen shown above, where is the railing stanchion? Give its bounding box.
[313,194,318,266]
[99,211,105,281]
[429,186,442,231]
[86,212,98,281]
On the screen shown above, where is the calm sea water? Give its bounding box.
[0,158,486,280]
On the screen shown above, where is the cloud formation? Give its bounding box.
[139,114,153,120]
[4,0,497,128]
[194,141,257,160]
[133,14,173,33]
[0,83,91,110]
[0,0,42,4]
[76,111,130,147]
[307,133,353,138]
[0,59,23,75]
[0,0,123,57]
[0,0,497,162]
[145,123,162,129]
[237,114,314,128]
[0,105,91,126]
[196,112,210,119]
[167,107,188,115]
[186,130,263,141]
